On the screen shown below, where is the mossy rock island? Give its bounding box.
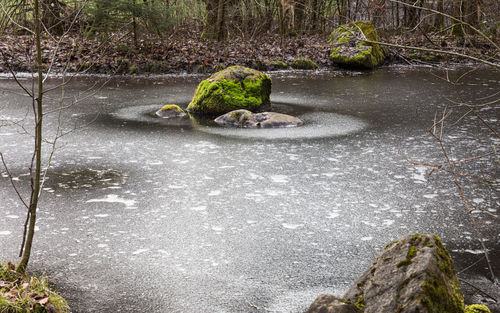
[155,104,186,118]
[187,66,272,116]
[329,20,386,69]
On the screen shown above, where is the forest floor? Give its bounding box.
[0,28,498,75]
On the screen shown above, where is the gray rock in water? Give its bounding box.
[155,104,186,118]
[305,295,364,313]
[343,233,464,313]
[214,109,303,128]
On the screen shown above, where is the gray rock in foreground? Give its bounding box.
[214,109,303,128]
[305,295,363,313]
[343,234,464,313]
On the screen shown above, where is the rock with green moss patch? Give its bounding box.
[329,20,386,69]
[187,66,272,115]
[305,294,364,313]
[270,60,288,70]
[155,104,186,118]
[291,57,318,70]
[465,304,491,313]
[214,109,303,128]
[344,233,464,313]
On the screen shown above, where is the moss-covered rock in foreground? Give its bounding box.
[187,66,272,116]
[329,20,386,69]
[0,262,69,313]
[343,233,464,313]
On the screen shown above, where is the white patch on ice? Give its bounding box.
[0,231,12,236]
[423,194,438,199]
[147,161,164,165]
[132,249,149,255]
[211,226,224,232]
[282,223,304,230]
[382,219,395,226]
[6,215,19,219]
[168,185,184,189]
[455,249,488,255]
[472,198,484,204]
[246,220,257,224]
[394,175,405,179]
[361,236,373,241]
[86,194,137,209]
[208,190,221,196]
[94,214,109,218]
[326,213,340,219]
[190,206,207,211]
[97,244,108,248]
[412,167,428,183]
[270,175,289,183]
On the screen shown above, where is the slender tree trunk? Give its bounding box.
[17,0,43,274]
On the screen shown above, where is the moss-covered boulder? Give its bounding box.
[155,104,186,118]
[291,57,318,70]
[329,20,386,69]
[343,234,464,313]
[187,66,272,115]
[465,304,491,313]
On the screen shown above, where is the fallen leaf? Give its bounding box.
[39,297,49,305]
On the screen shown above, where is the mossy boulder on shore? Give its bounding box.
[187,66,272,116]
[329,20,386,69]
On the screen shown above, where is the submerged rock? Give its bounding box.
[329,21,386,69]
[187,66,272,115]
[214,109,303,128]
[343,233,464,313]
[155,104,186,118]
[305,295,363,313]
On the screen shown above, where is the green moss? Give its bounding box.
[420,272,464,313]
[0,263,69,313]
[407,245,416,258]
[291,57,318,70]
[159,104,184,113]
[128,64,138,74]
[329,20,386,69]
[187,66,272,115]
[270,60,288,69]
[354,296,365,310]
[465,304,492,313]
[397,259,412,267]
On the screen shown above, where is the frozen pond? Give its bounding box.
[0,67,499,312]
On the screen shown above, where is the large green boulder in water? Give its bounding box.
[329,20,386,69]
[187,66,272,115]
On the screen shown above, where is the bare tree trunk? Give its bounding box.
[16,0,43,274]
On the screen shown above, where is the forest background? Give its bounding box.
[0,0,499,74]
